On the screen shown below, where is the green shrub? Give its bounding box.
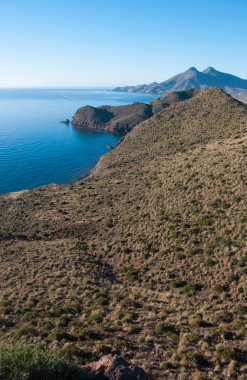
[123,266,139,281]
[95,342,112,354]
[215,311,233,323]
[0,344,88,380]
[171,280,187,288]
[199,216,213,226]
[56,316,71,327]
[14,323,38,338]
[154,322,178,335]
[184,283,203,294]
[190,248,203,255]
[161,361,174,369]
[47,328,75,342]
[235,304,247,316]
[185,332,202,344]
[128,324,142,334]
[214,284,229,292]
[180,350,208,368]
[75,327,103,341]
[205,259,216,267]
[215,345,241,363]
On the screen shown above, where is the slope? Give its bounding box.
[0,88,246,379]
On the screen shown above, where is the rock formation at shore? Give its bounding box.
[72,102,153,134]
[72,89,197,134]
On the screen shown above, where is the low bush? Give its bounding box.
[215,345,242,363]
[0,344,89,380]
[154,322,178,335]
[171,280,187,288]
[180,350,208,368]
[184,283,203,294]
[215,311,233,323]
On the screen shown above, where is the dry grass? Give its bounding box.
[0,88,246,379]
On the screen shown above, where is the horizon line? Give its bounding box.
[0,86,115,90]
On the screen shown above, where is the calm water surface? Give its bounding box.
[0,89,158,194]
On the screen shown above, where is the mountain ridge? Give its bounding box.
[112,67,247,103]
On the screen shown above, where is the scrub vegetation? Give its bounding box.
[0,88,246,379]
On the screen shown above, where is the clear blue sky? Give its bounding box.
[0,0,246,87]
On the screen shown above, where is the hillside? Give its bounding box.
[0,88,246,379]
[72,89,197,134]
[113,67,247,103]
[72,102,153,134]
[150,88,198,115]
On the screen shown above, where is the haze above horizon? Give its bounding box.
[0,0,246,87]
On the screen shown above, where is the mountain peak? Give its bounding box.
[203,66,217,74]
[187,66,198,72]
[112,67,247,102]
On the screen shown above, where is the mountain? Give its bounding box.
[0,88,246,379]
[113,67,247,102]
[72,89,198,134]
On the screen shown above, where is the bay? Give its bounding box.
[0,88,158,194]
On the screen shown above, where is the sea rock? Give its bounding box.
[60,118,70,124]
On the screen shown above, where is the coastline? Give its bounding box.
[0,133,125,198]
[0,88,157,196]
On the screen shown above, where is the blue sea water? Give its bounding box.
[0,88,158,194]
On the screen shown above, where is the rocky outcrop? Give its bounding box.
[72,106,113,130]
[72,89,198,134]
[72,103,153,134]
[84,355,150,380]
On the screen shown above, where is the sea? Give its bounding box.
[0,88,158,194]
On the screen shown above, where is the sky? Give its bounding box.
[0,0,246,87]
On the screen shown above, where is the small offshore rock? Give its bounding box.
[60,118,70,124]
